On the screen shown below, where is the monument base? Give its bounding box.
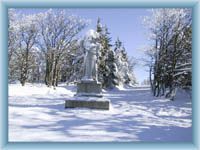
[65,79,109,110]
[65,97,110,110]
[76,80,102,97]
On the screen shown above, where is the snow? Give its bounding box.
[9,83,192,142]
[85,29,99,39]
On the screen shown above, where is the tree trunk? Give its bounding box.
[149,66,154,92]
[52,57,58,87]
[20,47,29,86]
[45,53,53,87]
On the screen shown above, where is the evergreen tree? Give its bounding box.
[104,50,119,88]
[96,18,113,88]
[114,38,137,86]
[114,37,122,51]
[96,17,102,33]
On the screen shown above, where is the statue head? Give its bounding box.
[85,29,99,42]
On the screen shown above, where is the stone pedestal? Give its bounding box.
[65,80,110,110]
[65,97,110,110]
[76,80,102,97]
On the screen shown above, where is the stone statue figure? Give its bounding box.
[65,29,109,110]
[81,30,100,82]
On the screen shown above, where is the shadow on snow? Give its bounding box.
[9,86,192,142]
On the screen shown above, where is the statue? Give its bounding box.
[76,29,102,96]
[81,30,100,82]
[65,29,110,110]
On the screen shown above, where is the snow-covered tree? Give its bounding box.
[27,47,45,83]
[19,15,39,86]
[143,8,192,100]
[96,18,115,88]
[114,38,137,86]
[36,9,88,87]
[104,50,119,88]
[8,9,138,88]
[8,11,39,86]
[142,45,156,91]
[8,9,88,86]
[127,56,137,85]
[8,9,18,65]
[65,39,85,83]
[8,9,19,82]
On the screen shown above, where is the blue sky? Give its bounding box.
[16,8,151,84]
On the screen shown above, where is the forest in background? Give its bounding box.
[8,9,137,89]
[8,8,192,100]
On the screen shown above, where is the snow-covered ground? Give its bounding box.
[9,83,192,142]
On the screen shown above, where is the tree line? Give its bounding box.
[143,8,192,100]
[8,9,137,88]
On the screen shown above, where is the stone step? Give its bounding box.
[65,97,110,110]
